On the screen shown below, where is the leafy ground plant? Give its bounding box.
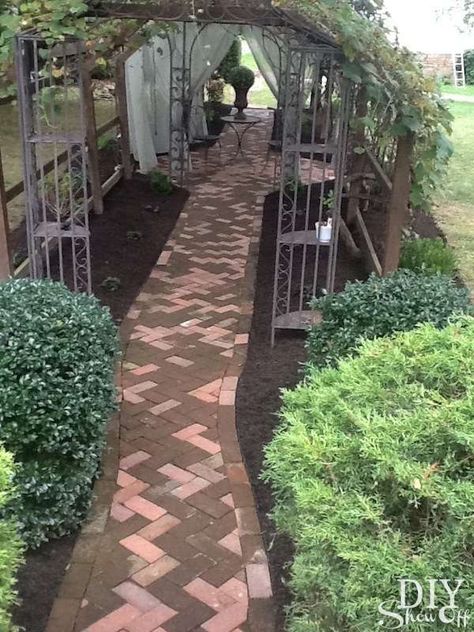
[400,238,457,276]
[0,446,22,632]
[150,170,173,195]
[0,279,118,548]
[264,317,474,632]
[307,270,471,367]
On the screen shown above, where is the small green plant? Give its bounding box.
[400,237,457,276]
[285,178,305,196]
[264,317,474,632]
[307,270,471,367]
[41,168,84,219]
[100,276,122,292]
[126,230,143,241]
[149,169,173,195]
[322,190,335,213]
[228,65,255,90]
[0,279,118,548]
[97,132,118,152]
[0,446,22,631]
[206,78,225,104]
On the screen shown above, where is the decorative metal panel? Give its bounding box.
[15,32,91,292]
[272,45,353,343]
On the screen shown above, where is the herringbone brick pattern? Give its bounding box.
[60,113,280,632]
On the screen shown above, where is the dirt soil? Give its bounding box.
[12,171,189,632]
[235,191,367,630]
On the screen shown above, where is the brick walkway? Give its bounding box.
[47,111,278,632]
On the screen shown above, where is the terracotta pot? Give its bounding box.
[233,86,250,119]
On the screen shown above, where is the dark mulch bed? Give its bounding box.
[9,143,122,266]
[48,173,189,322]
[235,190,367,630]
[12,171,188,632]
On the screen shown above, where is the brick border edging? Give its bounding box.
[217,192,276,632]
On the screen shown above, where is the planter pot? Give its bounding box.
[233,86,250,119]
[316,221,332,244]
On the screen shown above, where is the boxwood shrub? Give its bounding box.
[264,317,474,631]
[0,279,118,548]
[307,270,471,367]
[0,446,22,632]
[400,237,457,276]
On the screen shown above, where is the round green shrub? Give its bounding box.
[400,237,457,276]
[228,65,255,90]
[264,317,474,631]
[0,279,118,547]
[307,270,471,367]
[0,446,22,632]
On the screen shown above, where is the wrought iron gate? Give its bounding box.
[16,32,91,292]
[271,45,352,344]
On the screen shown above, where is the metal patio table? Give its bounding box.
[221,114,261,159]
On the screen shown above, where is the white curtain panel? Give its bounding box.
[188,24,238,140]
[125,49,159,173]
[143,37,172,156]
[126,24,238,172]
[241,26,286,101]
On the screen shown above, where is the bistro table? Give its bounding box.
[221,114,261,160]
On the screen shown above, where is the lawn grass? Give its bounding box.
[440,84,474,97]
[434,101,474,293]
[240,51,258,73]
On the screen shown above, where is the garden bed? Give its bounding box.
[12,172,188,632]
[235,190,366,630]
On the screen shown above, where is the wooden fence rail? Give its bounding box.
[4,116,120,203]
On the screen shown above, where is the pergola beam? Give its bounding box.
[91,2,283,24]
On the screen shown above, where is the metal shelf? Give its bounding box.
[274,310,323,330]
[286,142,337,154]
[34,222,88,238]
[279,230,331,246]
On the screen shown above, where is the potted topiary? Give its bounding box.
[228,65,255,119]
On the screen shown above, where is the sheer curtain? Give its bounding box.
[125,49,159,173]
[241,26,286,102]
[188,24,238,140]
[126,24,238,172]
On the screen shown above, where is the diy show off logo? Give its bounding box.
[378,580,471,629]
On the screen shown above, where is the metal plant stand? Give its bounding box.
[271,45,352,344]
[16,32,91,292]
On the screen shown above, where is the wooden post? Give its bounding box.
[115,57,133,180]
[82,61,104,214]
[382,133,414,275]
[0,148,11,279]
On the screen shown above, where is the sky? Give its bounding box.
[384,0,474,53]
